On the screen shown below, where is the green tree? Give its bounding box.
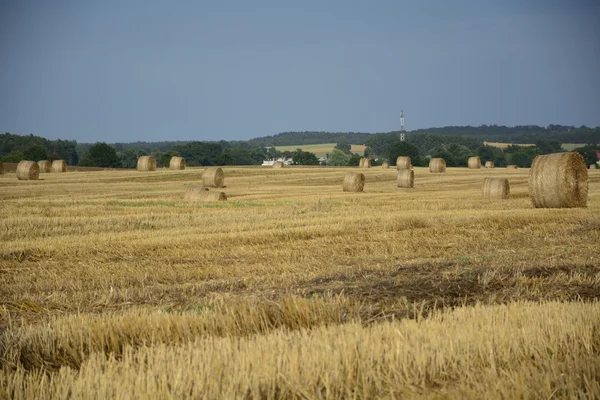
[160,151,180,168]
[535,140,563,154]
[24,144,48,161]
[292,149,319,165]
[573,145,599,166]
[347,153,362,166]
[1,150,25,162]
[389,141,419,166]
[327,149,351,166]
[118,149,148,169]
[334,141,351,153]
[79,143,122,168]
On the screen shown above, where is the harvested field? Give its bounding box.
[1,166,599,398]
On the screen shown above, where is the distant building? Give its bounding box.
[261,157,293,166]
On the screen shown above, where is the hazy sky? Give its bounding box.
[1,0,599,143]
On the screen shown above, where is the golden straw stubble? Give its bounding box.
[169,156,185,170]
[202,167,225,188]
[396,156,411,170]
[137,156,156,171]
[483,177,510,199]
[397,169,414,188]
[343,172,365,192]
[529,152,588,208]
[16,160,40,180]
[184,186,227,202]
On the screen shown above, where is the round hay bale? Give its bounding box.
[38,160,51,173]
[169,156,185,170]
[429,158,446,173]
[529,152,588,208]
[485,161,495,168]
[397,169,414,188]
[483,177,510,199]
[273,161,285,168]
[137,156,156,171]
[506,165,518,169]
[590,163,597,170]
[343,172,365,192]
[381,162,390,169]
[16,161,40,180]
[202,167,225,188]
[360,158,371,168]
[396,156,411,170]
[468,156,481,169]
[184,186,227,202]
[51,160,67,173]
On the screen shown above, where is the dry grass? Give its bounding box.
[0,165,599,398]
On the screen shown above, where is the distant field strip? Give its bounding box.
[484,141,587,150]
[274,143,366,157]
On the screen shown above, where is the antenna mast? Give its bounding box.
[400,110,405,141]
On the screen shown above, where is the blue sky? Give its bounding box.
[1,0,599,142]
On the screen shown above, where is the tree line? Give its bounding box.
[2,125,599,169]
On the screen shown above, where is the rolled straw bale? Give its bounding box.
[429,158,446,173]
[381,162,390,169]
[169,156,185,170]
[38,160,51,173]
[273,161,285,168]
[506,165,518,169]
[360,158,371,168]
[397,169,414,188]
[590,164,597,170]
[485,161,495,168]
[483,177,510,199]
[396,156,411,170]
[468,156,481,169]
[137,156,156,171]
[16,160,39,180]
[184,186,227,202]
[343,172,365,192]
[202,167,225,188]
[51,159,67,173]
[529,152,588,208]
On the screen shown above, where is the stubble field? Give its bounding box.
[1,165,599,399]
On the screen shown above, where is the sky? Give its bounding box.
[1,0,599,143]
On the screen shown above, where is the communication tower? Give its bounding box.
[400,110,405,141]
